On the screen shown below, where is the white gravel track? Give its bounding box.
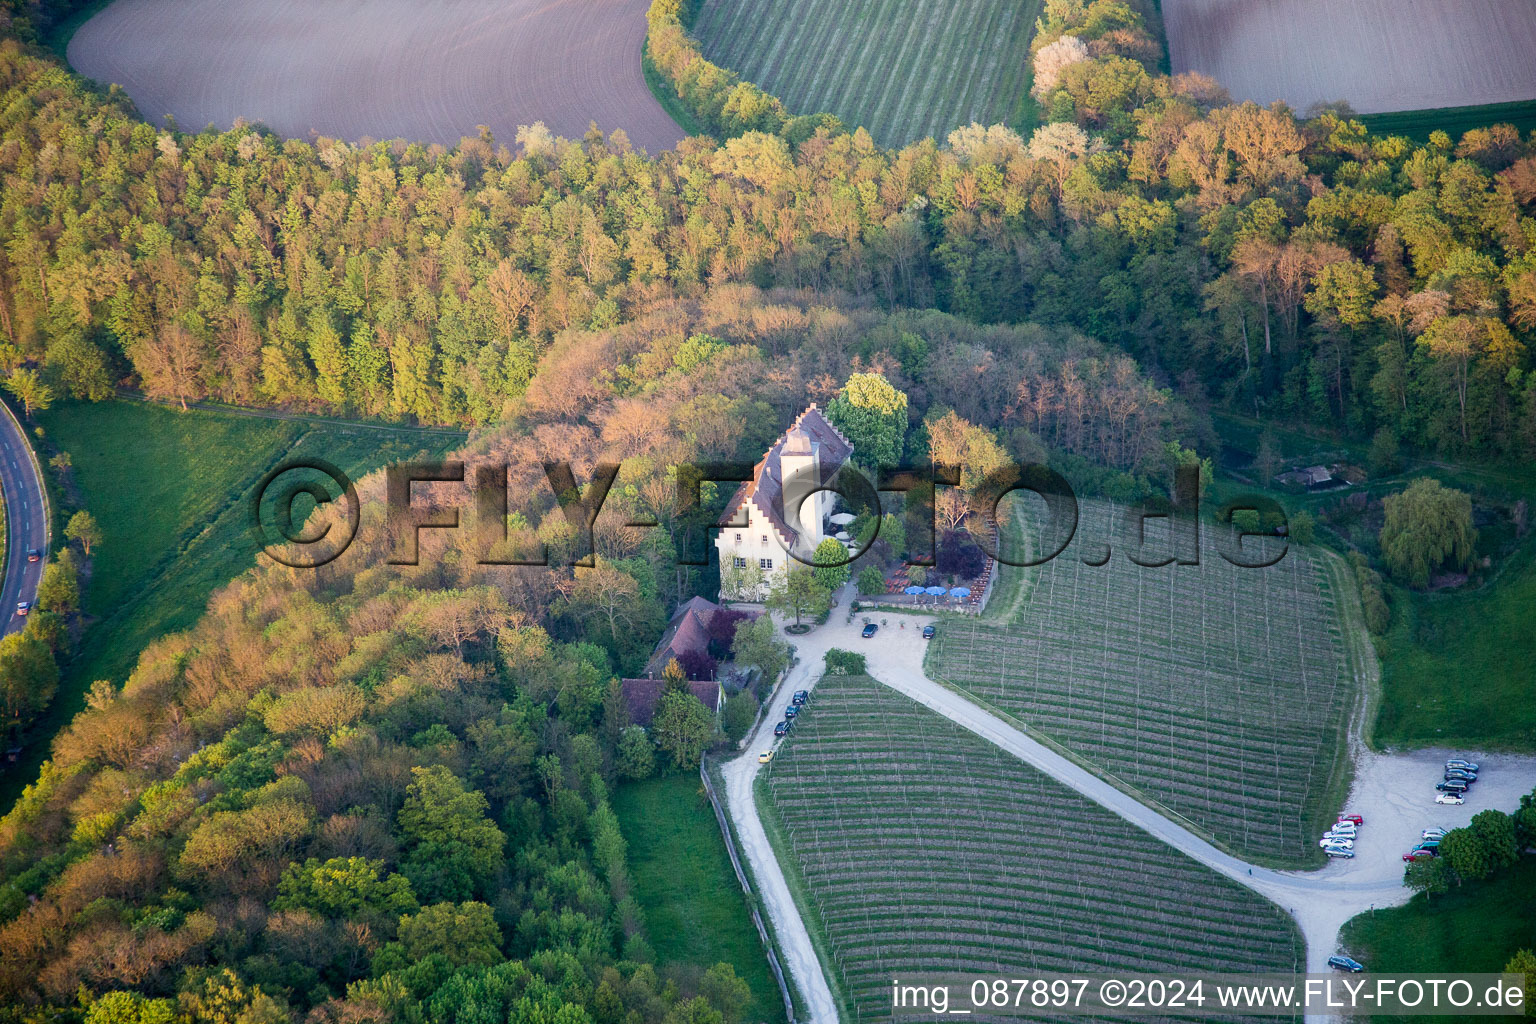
[721,595,1536,1023]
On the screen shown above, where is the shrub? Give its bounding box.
[824,649,866,675]
[857,566,885,596]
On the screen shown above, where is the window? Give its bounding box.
[733,556,747,569]
[760,534,768,545]
[734,533,742,545]
[759,558,774,570]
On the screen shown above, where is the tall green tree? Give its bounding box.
[1379,478,1476,588]
[767,567,830,626]
[826,372,907,468]
[396,766,507,902]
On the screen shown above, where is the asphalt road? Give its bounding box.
[0,403,47,639]
[721,597,1426,1024]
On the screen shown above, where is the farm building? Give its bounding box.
[717,405,853,600]
[642,596,756,679]
[619,677,723,726]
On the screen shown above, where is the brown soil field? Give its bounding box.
[67,0,685,154]
[1163,0,1536,115]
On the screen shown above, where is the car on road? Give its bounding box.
[25,549,39,563]
[1328,956,1365,973]
[14,601,28,616]
[1436,780,1468,793]
[1323,846,1354,859]
[1337,814,1364,826]
[758,750,773,764]
[1403,849,1434,861]
[784,706,798,719]
[861,622,879,638]
[922,624,936,639]
[773,721,791,737]
[792,690,809,706]
[1446,759,1479,772]
[1435,792,1465,805]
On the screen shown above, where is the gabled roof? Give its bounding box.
[620,678,721,726]
[643,596,723,679]
[723,405,853,544]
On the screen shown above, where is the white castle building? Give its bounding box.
[717,405,853,600]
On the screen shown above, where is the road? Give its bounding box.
[0,402,46,640]
[718,597,1438,1024]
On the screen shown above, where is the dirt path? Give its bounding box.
[719,593,1536,1023]
[68,0,685,154]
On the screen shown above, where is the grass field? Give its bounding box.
[613,775,784,1024]
[690,0,1039,147]
[928,499,1355,865]
[1357,99,1536,142]
[760,674,1303,1022]
[0,400,454,812]
[1340,858,1536,1020]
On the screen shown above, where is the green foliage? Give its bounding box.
[766,567,830,626]
[35,551,78,614]
[1368,427,1401,476]
[856,566,885,596]
[730,616,788,687]
[826,373,908,468]
[720,689,758,743]
[397,766,507,902]
[64,509,101,556]
[395,901,504,967]
[650,690,715,771]
[811,537,851,592]
[1288,510,1316,545]
[1380,478,1477,587]
[616,725,657,780]
[1505,949,1536,1018]
[84,991,175,1024]
[274,857,419,919]
[612,776,784,1023]
[823,649,866,675]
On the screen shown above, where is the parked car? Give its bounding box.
[1435,793,1465,805]
[861,622,879,638]
[1413,841,1440,853]
[14,601,28,616]
[1446,759,1479,772]
[1328,956,1365,973]
[25,549,39,563]
[1422,828,1447,839]
[1337,814,1364,826]
[1436,780,1468,793]
[773,721,790,737]
[792,690,809,706]
[1444,769,1477,782]
[1328,820,1357,833]
[1403,849,1435,861]
[758,750,773,764]
[1323,847,1355,859]
[784,706,798,720]
[922,624,936,640]
[1320,838,1354,849]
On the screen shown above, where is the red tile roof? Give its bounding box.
[723,405,853,546]
[620,678,721,726]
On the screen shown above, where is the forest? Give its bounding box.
[0,0,1529,456]
[0,0,1534,1019]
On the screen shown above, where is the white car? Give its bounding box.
[1325,826,1356,839]
[1328,822,1357,834]
[1422,828,1447,839]
[1320,837,1354,850]
[1435,793,1465,805]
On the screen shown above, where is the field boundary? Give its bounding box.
[751,769,856,1023]
[698,761,797,1024]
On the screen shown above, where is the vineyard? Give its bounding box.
[929,500,1354,863]
[761,675,1303,1022]
[689,0,1039,147]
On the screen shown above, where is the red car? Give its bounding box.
[1403,849,1434,861]
[1337,814,1363,826]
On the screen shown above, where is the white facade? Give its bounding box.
[716,407,852,601]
